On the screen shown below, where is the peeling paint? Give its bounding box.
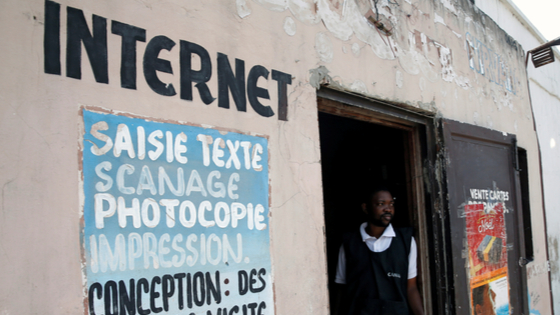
[435,42,456,83]
[317,0,399,60]
[434,12,446,26]
[527,260,551,279]
[283,16,297,36]
[440,0,458,15]
[486,33,494,44]
[287,0,320,24]
[455,76,471,90]
[309,65,333,89]
[351,42,360,56]
[237,0,520,96]
[350,80,368,94]
[315,32,334,63]
[486,115,493,129]
[419,77,426,91]
[499,91,513,111]
[419,59,440,83]
[473,111,480,125]
[417,100,436,112]
[315,0,353,40]
[236,0,252,18]
[395,70,403,88]
[410,30,440,82]
[347,1,395,59]
[397,49,420,75]
[254,0,287,12]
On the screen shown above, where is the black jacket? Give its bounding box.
[341,227,413,315]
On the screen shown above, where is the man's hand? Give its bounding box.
[407,277,424,315]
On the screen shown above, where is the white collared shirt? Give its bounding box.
[334,223,417,284]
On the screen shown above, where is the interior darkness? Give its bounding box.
[518,148,534,261]
[318,112,413,310]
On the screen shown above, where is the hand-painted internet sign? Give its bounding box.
[81,108,272,315]
[44,1,292,121]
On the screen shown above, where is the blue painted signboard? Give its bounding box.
[81,108,272,315]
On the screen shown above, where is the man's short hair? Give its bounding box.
[363,184,393,202]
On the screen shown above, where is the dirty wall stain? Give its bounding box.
[241,0,522,100]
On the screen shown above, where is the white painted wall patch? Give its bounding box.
[396,70,403,88]
[350,80,368,94]
[434,13,446,26]
[254,0,287,12]
[236,0,252,18]
[284,16,297,36]
[287,0,320,25]
[351,43,361,56]
[315,32,334,63]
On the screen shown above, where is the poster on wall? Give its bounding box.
[80,108,273,315]
[465,192,509,315]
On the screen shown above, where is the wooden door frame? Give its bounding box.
[317,88,450,314]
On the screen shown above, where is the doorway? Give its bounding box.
[317,91,435,314]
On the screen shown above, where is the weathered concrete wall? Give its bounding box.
[0,0,550,314]
[476,0,559,312]
[531,73,560,312]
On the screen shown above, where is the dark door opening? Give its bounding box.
[319,110,421,313]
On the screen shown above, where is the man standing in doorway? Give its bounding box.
[335,188,424,315]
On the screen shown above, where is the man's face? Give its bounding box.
[364,191,395,227]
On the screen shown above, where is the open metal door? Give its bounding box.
[441,119,528,315]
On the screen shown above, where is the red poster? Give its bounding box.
[465,202,509,314]
[465,202,507,279]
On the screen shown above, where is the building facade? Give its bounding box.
[478,1,560,313]
[0,0,552,314]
